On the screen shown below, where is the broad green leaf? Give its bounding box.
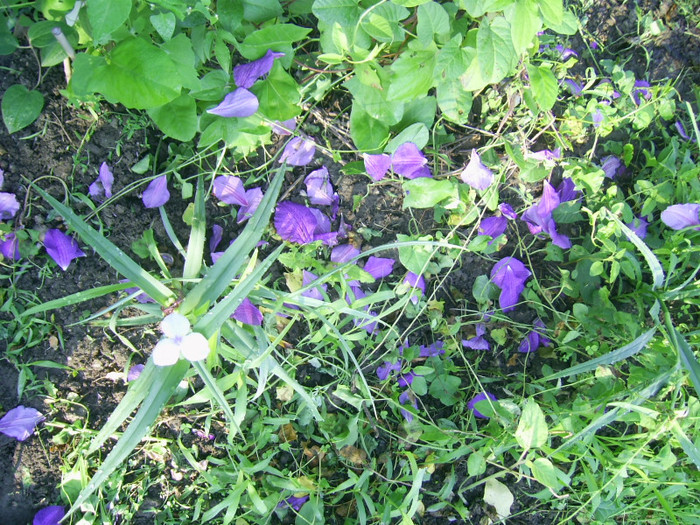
[670,421,700,469]
[391,0,430,6]
[531,458,561,490]
[509,0,541,54]
[312,0,361,26]
[483,478,513,519]
[459,0,514,18]
[71,38,181,109]
[437,78,473,124]
[242,0,283,23]
[363,14,394,42]
[87,0,131,43]
[539,0,564,27]
[546,9,579,35]
[150,12,176,41]
[435,36,471,80]
[350,105,389,153]
[607,212,664,290]
[27,21,77,48]
[32,186,176,305]
[515,398,548,450]
[403,179,457,209]
[160,34,201,92]
[476,16,517,84]
[527,64,558,111]
[387,49,437,102]
[0,15,18,55]
[148,94,198,141]
[239,24,312,60]
[397,234,434,277]
[345,65,403,125]
[218,0,244,33]
[428,374,461,406]
[398,96,437,130]
[386,123,429,152]
[2,85,44,133]
[251,62,302,121]
[417,2,450,47]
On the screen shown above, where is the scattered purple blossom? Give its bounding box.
[331,244,360,263]
[0,405,44,441]
[675,120,695,142]
[600,155,623,179]
[399,390,418,422]
[127,364,145,382]
[232,297,263,326]
[88,162,114,201]
[301,270,327,301]
[521,181,572,249]
[468,392,497,419]
[0,232,20,259]
[563,79,583,97]
[233,49,284,89]
[527,148,562,162]
[272,118,297,135]
[363,142,431,181]
[363,256,395,280]
[208,88,259,118]
[460,149,494,190]
[518,318,551,353]
[555,44,578,60]
[279,136,316,166]
[462,324,490,350]
[274,201,338,245]
[33,506,66,525]
[419,340,445,357]
[44,229,86,271]
[304,167,335,206]
[404,272,426,304]
[142,176,170,208]
[660,203,700,231]
[478,216,508,239]
[632,80,652,105]
[0,192,19,220]
[499,203,518,220]
[277,495,309,511]
[626,216,648,239]
[490,257,531,312]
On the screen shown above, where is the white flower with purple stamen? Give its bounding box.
[152,313,210,366]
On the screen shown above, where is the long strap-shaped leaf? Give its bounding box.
[33,185,176,306]
[66,359,189,519]
[20,282,132,318]
[178,165,285,316]
[183,174,206,280]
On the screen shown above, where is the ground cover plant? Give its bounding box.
[1,0,699,523]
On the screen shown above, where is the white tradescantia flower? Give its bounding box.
[152,313,210,366]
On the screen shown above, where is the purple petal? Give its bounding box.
[89,162,114,200]
[518,330,540,353]
[304,166,335,206]
[542,217,572,249]
[363,256,395,279]
[278,495,309,511]
[272,118,297,135]
[632,80,651,105]
[460,149,494,190]
[142,176,170,208]
[364,153,392,181]
[528,148,561,162]
[127,364,145,382]
[499,203,518,220]
[301,270,327,301]
[0,406,44,441]
[490,257,530,312]
[33,505,66,525]
[660,203,700,231]
[234,49,285,89]
[238,187,263,223]
[0,168,3,188]
[539,181,561,217]
[398,371,420,387]
[399,390,419,422]
[0,192,19,220]
[232,297,263,325]
[592,109,604,127]
[44,229,86,271]
[0,232,20,259]
[404,272,426,304]
[600,155,622,179]
[555,44,578,60]
[210,224,223,253]
[391,142,428,179]
[377,360,402,380]
[419,340,445,357]
[479,216,508,238]
[557,177,580,202]
[213,176,247,206]
[462,324,490,350]
[675,120,692,141]
[279,136,316,166]
[626,216,648,239]
[331,244,360,263]
[563,79,583,96]
[468,392,497,419]
[121,280,155,303]
[207,88,259,118]
[274,201,318,244]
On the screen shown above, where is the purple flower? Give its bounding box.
[462,323,490,350]
[272,118,297,135]
[397,371,419,387]
[0,406,44,441]
[563,79,583,97]
[521,181,572,249]
[304,167,335,206]
[207,88,259,118]
[213,176,246,205]
[499,203,518,220]
[377,360,402,380]
[404,272,425,304]
[527,148,561,162]
[675,120,694,141]
[127,364,145,382]
[0,192,19,220]
[0,168,4,187]
[600,155,622,179]
[468,392,497,419]
[0,232,20,259]
[557,177,580,203]
[490,257,531,312]
[419,340,445,357]
[399,390,419,422]
[279,136,316,166]
[301,270,327,301]
[331,244,360,263]
[122,281,155,303]
[233,297,263,326]
[364,153,392,181]
[142,176,170,208]
[592,109,604,128]
[626,216,648,239]
[33,505,66,525]
[238,187,263,223]
[234,49,285,89]
[555,44,578,60]
[274,202,318,244]
[44,229,86,271]
[478,216,508,238]
[518,318,551,353]
[632,80,651,105]
[210,224,223,253]
[590,40,599,50]
[660,203,700,231]
[89,162,114,201]
[192,428,215,440]
[460,149,494,190]
[363,256,395,280]
[392,142,430,179]
[278,495,309,511]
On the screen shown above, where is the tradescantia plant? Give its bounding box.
[24,164,327,518]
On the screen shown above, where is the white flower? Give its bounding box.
[152,313,210,366]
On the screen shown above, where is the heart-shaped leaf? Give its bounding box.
[2,84,44,133]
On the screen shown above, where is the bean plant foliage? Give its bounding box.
[1,0,699,523]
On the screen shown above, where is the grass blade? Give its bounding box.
[33,185,176,305]
[672,326,700,395]
[20,282,131,317]
[183,175,205,280]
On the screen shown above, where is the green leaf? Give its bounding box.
[417,2,451,47]
[71,38,182,109]
[147,94,197,141]
[20,283,132,318]
[386,123,429,152]
[515,398,548,450]
[387,49,437,102]
[345,65,403,125]
[251,62,301,121]
[531,457,561,490]
[545,9,579,35]
[460,0,515,18]
[428,374,461,406]
[2,85,44,134]
[150,12,176,41]
[0,15,18,55]
[312,0,361,26]
[509,0,541,54]
[477,16,517,84]
[437,78,473,124]
[32,186,176,305]
[403,179,457,209]
[87,0,131,43]
[182,175,206,280]
[538,0,563,27]
[527,64,558,111]
[218,0,244,33]
[239,24,312,60]
[350,105,389,153]
[397,234,434,275]
[242,0,283,24]
[672,325,700,396]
